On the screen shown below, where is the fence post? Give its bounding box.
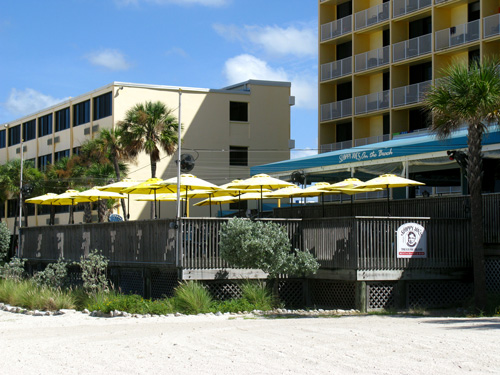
[355,281,367,312]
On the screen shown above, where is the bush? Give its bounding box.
[33,257,69,289]
[173,281,213,314]
[220,218,319,278]
[240,281,275,311]
[79,249,109,294]
[0,257,26,281]
[0,222,10,262]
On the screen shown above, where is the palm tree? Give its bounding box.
[424,58,500,310]
[81,128,132,220]
[118,101,180,218]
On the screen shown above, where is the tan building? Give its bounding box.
[319,0,500,152]
[1,80,293,226]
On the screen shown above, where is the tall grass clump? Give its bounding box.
[85,291,174,315]
[241,281,275,311]
[173,281,213,314]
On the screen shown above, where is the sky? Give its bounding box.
[0,0,318,160]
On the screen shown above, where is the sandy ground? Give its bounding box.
[0,311,499,375]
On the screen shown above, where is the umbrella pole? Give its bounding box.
[209,195,212,217]
[219,202,222,217]
[322,193,325,218]
[238,194,242,217]
[387,185,390,216]
[154,190,157,219]
[185,189,189,217]
[350,195,354,217]
[127,194,130,220]
[259,187,263,218]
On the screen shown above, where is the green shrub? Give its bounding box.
[79,249,109,294]
[0,257,26,281]
[33,257,69,289]
[240,281,275,311]
[0,222,10,262]
[220,218,320,278]
[85,291,174,315]
[173,281,213,314]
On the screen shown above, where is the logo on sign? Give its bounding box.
[397,223,427,258]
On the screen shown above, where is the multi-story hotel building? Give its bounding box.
[318,0,499,152]
[1,80,293,226]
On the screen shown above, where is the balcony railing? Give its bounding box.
[393,33,432,62]
[355,3,389,31]
[435,0,450,3]
[355,46,389,73]
[484,14,500,39]
[320,140,352,153]
[321,56,352,81]
[392,80,432,107]
[321,15,352,42]
[393,0,432,18]
[435,20,480,51]
[354,134,390,147]
[320,98,352,122]
[355,90,390,115]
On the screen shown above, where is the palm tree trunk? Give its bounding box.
[83,203,92,223]
[467,123,487,311]
[50,206,55,225]
[112,159,127,221]
[98,199,107,222]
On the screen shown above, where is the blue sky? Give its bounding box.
[0,0,318,159]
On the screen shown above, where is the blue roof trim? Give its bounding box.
[252,129,500,175]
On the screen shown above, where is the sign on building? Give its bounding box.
[397,223,427,258]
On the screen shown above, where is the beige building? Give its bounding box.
[1,80,293,226]
[319,0,500,152]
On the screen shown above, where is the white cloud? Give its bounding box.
[165,47,189,59]
[86,49,131,71]
[3,88,69,117]
[115,0,228,6]
[291,148,317,159]
[223,54,317,109]
[214,24,317,57]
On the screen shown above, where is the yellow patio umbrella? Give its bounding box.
[294,182,339,217]
[135,193,185,219]
[25,193,59,225]
[356,174,425,215]
[98,179,139,220]
[157,174,221,217]
[194,195,238,217]
[51,190,96,224]
[218,179,271,217]
[122,178,177,219]
[263,185,304,208]
[327,178,364,189]
[227,174,294,217]
[77,187,127,222]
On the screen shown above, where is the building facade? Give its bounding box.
[319,0,500,152]
[1,80,293,226]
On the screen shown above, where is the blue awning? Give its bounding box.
[251,129,500,176]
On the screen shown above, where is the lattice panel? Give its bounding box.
[204,281,242,300]
[408,282,473,308]
[486,259,500,294]
[310,280,355,309]
[151,270,179,299]
[67,267,83,287]
[119,269,144,296]
[278,280,304,308]
[368,283,396,310]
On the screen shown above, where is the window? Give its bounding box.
[74,100,90,126]
[38,153,52,172]
[229,102,248,122]
[72,147,81,156]
[93,92,112,120]
[38,114,52,137]
[7,199,17,218]
[55,108,70,132]
[0,130,6,149]
[8,125,21,146]
[229,146,248,166]
[55,149,70,162]
[23,119,36,141]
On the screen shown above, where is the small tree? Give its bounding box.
[0,221,10,262]
[219,218,319,278]
[79,249,110,294]
[33,257,69,289]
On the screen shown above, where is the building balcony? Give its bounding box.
[355,46,389,73]
[484,14,500,39]
[320,98,352,122]
[320,140,352,153]
[355,3,389,31]
[393,0,432,19]
[321,15,352,42]
[435,20,480,51]
[321,56,352,82]
[393,34,432,63]
[355,90,389,115]
[354,134,390,147]
[392,80,432,107]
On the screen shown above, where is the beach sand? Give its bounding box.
[0,310,499,374]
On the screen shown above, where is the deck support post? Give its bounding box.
[355,281,367,313]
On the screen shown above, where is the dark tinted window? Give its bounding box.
[55,149,70,162]
[230,102,248,122]
[93,92,112,120]
[230,146,248,166]
[38,114,52,137]
[0,130,6,148]
[8,125,21,146]
[74,100,90,126]
[336,122,352,143]
[409,17,431,39]
[23,119,36,141]
[38,154,52,172]
[55,108,70,132]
